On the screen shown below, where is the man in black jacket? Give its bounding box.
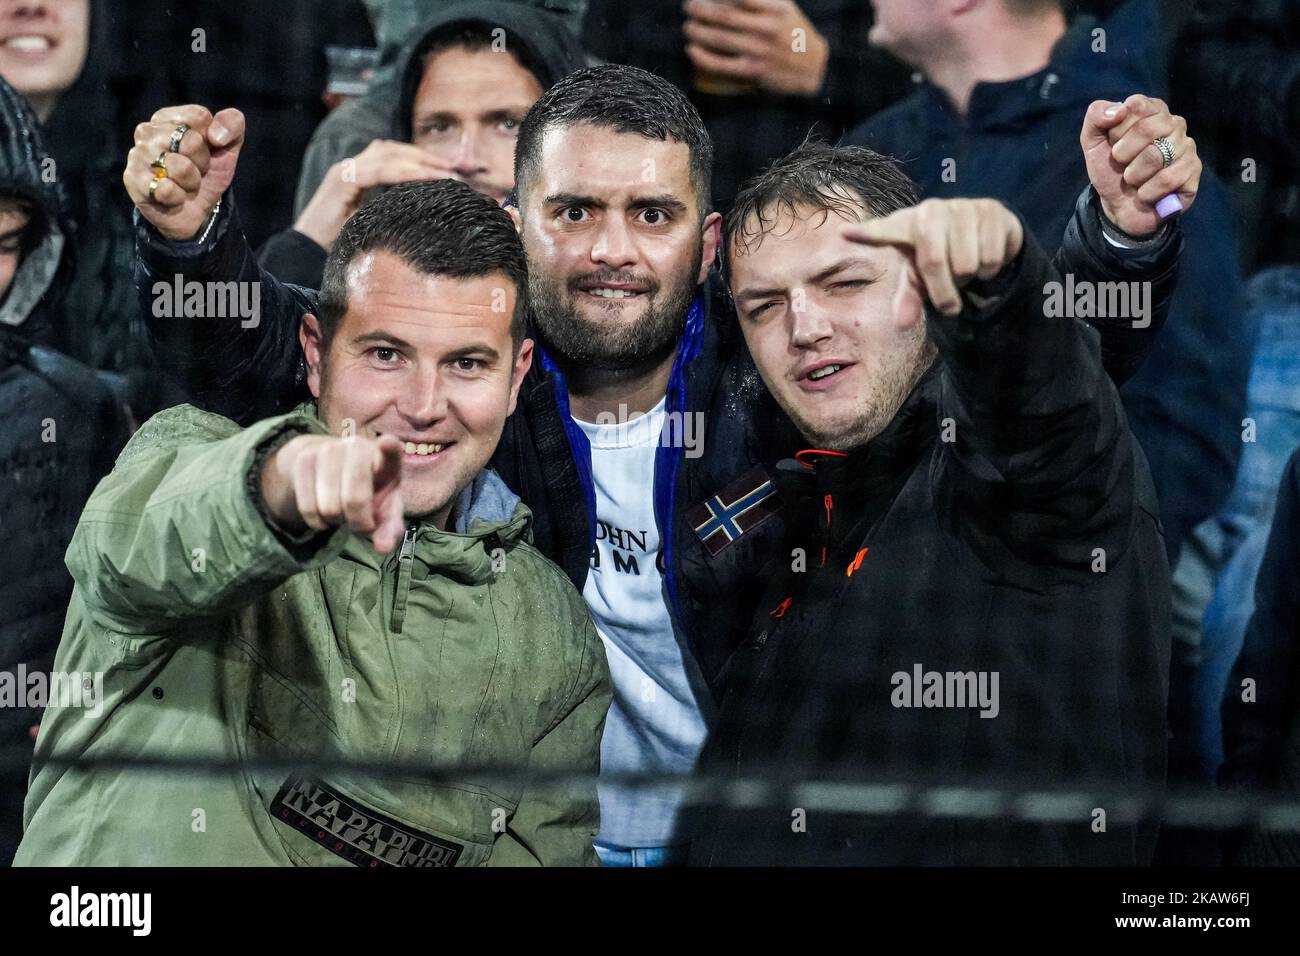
[125,65,1182,862]
[691,112,1195,863]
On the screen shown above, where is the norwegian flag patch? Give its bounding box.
[686,466,782,556]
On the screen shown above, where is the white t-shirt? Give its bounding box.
[575,397,711,848]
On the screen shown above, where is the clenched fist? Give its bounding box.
[1082,94,1201,237]
[123,104,246,241]
[259,433,407,555]
[843,198,1025,318]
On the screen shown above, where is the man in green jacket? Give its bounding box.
[15,179,610,867]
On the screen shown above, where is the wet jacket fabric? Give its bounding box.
[692,225,1174,867]
[15,402,610,867]
[134,184,1180,707]
[0,75,130,865]
[848,6,1252,569]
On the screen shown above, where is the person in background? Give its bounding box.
[291,1,587,232]
[585,0,911,212]
[1173,0,1300,273]
[0,74,128,867]
[260,4,586,289]
[0,0,166,417]
[1220,447,1300,866]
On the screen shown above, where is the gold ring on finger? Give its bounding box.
[168,123,190,153]
[149,177,162,200]
[149,151,169,180]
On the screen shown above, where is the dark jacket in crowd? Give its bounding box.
[134,184,1180,707]
[32,0,175,418]
[848,5,1253,570]
[1173,0,1300,270]
[1219,448,1300,866]
[691,221,1176,867]
[278,0,590,289]
[582,0,911,213]
[0,77,130,866]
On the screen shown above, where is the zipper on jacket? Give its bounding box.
[390,524,417,634]
[821,494,833,567]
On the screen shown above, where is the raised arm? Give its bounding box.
[845,198,1152,573]
[125,105,319,423]
[70,405,407,634]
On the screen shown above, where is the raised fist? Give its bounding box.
[1082,94,1201,237]
[123,105,246,241]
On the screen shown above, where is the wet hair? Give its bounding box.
[725,139,918,276]
[317,178,527,349]
[514,64,714,216]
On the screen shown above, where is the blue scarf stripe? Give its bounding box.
[537,295,706,624]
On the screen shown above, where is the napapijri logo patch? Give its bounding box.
[686,466,781,556]
[270,776,464,868]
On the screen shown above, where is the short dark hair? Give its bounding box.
[514,64,714,215]
[725,140,918,276]
[317,179,527,349]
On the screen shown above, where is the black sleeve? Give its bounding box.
[1220,450,1300,793]
[135,195,320,425]
[1051,186,1183,387]
[256,228,329,290]
[932,221,1139,575]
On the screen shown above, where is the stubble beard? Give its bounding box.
[528,249,702,373]
[786,331,936,453]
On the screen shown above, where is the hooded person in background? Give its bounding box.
[0,0,172,419]
[0,75,129,866]
[268,1,589,289]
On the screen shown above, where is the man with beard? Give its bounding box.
[691,113,1197,863]
[130,66,1181,864]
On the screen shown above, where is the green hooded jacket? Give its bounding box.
[15,403,610,867]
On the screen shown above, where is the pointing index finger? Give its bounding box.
[843,216,915,250]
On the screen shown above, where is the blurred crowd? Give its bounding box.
[2,0,1299,868]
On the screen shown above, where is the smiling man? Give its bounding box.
[15,180,610,867]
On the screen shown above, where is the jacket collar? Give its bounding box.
[777,359,942,503]
[289,402,531,582]
[913,12,1151,133]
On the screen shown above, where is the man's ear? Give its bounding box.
[506,338,534,417]
[301,313,325,399]
[504,204,522,233]
[698,211,723,284]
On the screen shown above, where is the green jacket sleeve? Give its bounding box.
[68,404,349,634]
[487,615,611,867]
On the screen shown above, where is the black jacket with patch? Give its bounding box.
[689,223,1174,866]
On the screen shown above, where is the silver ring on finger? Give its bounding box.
[1153,136,1175,168]
[168,123,190,153]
